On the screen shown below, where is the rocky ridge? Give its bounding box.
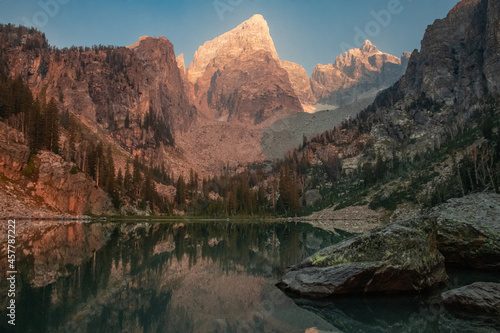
[1,29,195,138]
[398,0,500,105]
[310,40,409,107]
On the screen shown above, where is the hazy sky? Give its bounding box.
[0,0,459,75]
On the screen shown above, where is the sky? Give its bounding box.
[0,0,459,75]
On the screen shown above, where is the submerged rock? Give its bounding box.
[441,282,500,323]
[278,218,447,297]
[428,193,500,270]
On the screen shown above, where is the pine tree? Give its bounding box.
[44,97,59,153]
[124,109,130,129]
[278,165,300,215]
[116,168,124,194]
[143,169,155,210]
[28,99,42,153]
[124,162,132,197]
[257,185,268,213]
[104,146,115,194]
[176,175,186,207]
[132,155,142,199]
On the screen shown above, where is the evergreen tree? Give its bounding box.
[28,99,42,153]
[278,165,300,215]
[124,162,133,197]
[116,168,124,194]
[374,152,386,181]
[143,169,155,210]
[44,97,59,153]
[132,155,142,200]
[124,110,130,129]
[176,175,186,208]
[104,145,115,194]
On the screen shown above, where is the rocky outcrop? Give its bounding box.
[427,193,500,270]
[0,122,30,180]
[187,14,303,124]
[441,282,500,322]
[310,41,407,107]
[399,0,500,105]
[0,26,196,150]
[300,189,322,207]
[280,60,316,105]
[278,218,447,297]
[34,151,114,215]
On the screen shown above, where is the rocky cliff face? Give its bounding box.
[187,14,303,124]
[364,0,500,151]
[34,151,114,215]
[0,27,196,149]
[399,0,500,105]
[280,60,316,105]
[310,41,408,107]
[0,121,114,216]
[176,53,194,101]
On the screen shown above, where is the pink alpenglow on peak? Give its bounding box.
[310,40,408,107]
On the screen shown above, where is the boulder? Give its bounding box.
[441,282,500,323]
[301,190,323,207]
[427,193,500,270]
[278,218,447,297]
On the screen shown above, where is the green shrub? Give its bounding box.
[23,156,36,178]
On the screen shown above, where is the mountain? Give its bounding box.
[310,40,409,107]
[187,14,303,124]
[398,0,500,105]
[284,0,500,216]
[0,27,196,150]
[176,53,194,100]
[280,60,317,106]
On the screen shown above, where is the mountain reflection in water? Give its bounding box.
[0,220,349,333]
[2,220,498,333]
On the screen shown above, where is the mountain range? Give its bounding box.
[0,0,498,217]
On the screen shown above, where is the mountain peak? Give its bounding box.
[247,14,267,24]
[311,41,406,106]
[187,14,278,84]
[361,40,379,53]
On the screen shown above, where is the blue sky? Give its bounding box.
[0,0,459,75]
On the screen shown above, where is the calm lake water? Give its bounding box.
[1,220,499,333]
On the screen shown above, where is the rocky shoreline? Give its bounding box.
[278,192,500,327]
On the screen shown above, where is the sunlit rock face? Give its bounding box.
[34,151,114,215]
[187,14,303,124]
[280,60,317,105]
[1,28,196,151]
[310,40,408,107]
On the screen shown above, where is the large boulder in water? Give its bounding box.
[441,282,500,324]
[427,193,500,270]
[278,218,447,297]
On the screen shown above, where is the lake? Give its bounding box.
[1,220,499,333]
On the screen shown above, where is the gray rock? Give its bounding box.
[427,193,500,270]
[278,218,447,297]
[441,282,500,322]
[301,190,323,207]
